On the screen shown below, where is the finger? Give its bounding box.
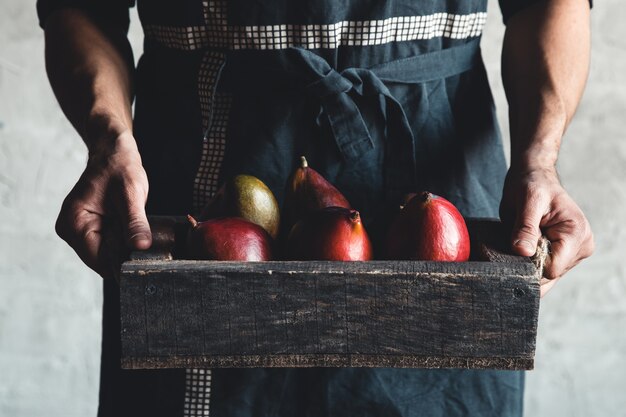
[540,276,561,298]
[117,181,152,250]
[543,219,586,279]
[511,191,546,257]
[99,217,125,282]
[56,203,106,276]
[579,226,595,260]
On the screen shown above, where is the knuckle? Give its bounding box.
[79,226,99,246]
[588,233,596,254]
[127,214,147,230]
[55,202,81,242]
[517,223,539,238]
[568,215,593,248]
[582,217,593,237]
[571,214,587,232]
[545,248,566,279]
[54,213,69,241]
[582,231,595,258]
[518,223,536,234]
[544,265,562,280]
[122,176,149,203]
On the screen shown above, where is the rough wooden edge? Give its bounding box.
[121,354,533,371]
[532,237,550,279]
[120,259,539,280]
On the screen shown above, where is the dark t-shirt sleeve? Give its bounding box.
[499,0,593,24]
[37,0,135,31]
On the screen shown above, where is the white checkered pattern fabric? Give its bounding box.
[183,368,212,416]
[193,91,232,212]
[193,50,230,211]
[145,1,487,51]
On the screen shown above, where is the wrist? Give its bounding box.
[510,144,559,174]
[508,89,568,172]
[84,111,137,158]
[506,164,560,191]
[509,112,565,174]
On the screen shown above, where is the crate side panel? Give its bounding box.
[404,274,445,355]
[225,273,260,355]
[172,274,205,355]
[436,274,482,357]
[501,279,541,355]
[345,271,538,358]
[248,274,289,355]
[346,275,426,355]
[315,274,349,354]
[282,274,319,354]
[200,273,232,355]
[120,260,539,367]
[120,273,149,358]
[143,274,179,355]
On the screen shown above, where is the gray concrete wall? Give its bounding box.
[1,1,624,416]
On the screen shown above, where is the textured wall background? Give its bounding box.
[1,1,624,416]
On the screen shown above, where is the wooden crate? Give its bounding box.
[120,216,544,371]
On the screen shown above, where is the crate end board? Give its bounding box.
[121,354,533,371]
[120,217,541,371]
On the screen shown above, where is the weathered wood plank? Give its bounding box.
[310,274,348,354]
[200,273,231,355]
[121,354,534,371]
[143,274,178,356]
[121,259,538,278]
[251,275,289,355]
[119,218,542,370]
[121,268,538,367]
[283,273,320,354]
[119,272,148,359]
[228,273,261,355]
[172,274,204,355]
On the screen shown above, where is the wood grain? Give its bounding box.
[119,218,541,370]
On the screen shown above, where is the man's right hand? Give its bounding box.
[43,8,145,278]
[55,129,151,278]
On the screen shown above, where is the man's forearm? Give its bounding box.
[502,0,591,171]
[499,0,594,291]
[44,8,152,275]
[44,8,135,153]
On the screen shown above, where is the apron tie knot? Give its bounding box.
[219,39,480,200]
[303,65,376,162]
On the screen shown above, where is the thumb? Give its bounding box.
[511,202,544,257]
[120,185,152,250]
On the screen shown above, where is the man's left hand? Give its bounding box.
[500,167,595,297]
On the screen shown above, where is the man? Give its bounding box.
[40,0,594,415]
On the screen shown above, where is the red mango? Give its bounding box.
[287,207,373,261]
[386,192,470,261]
[186,215,273,261]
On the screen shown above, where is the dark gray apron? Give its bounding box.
[100,0,523,415]
[207,2,522,417]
